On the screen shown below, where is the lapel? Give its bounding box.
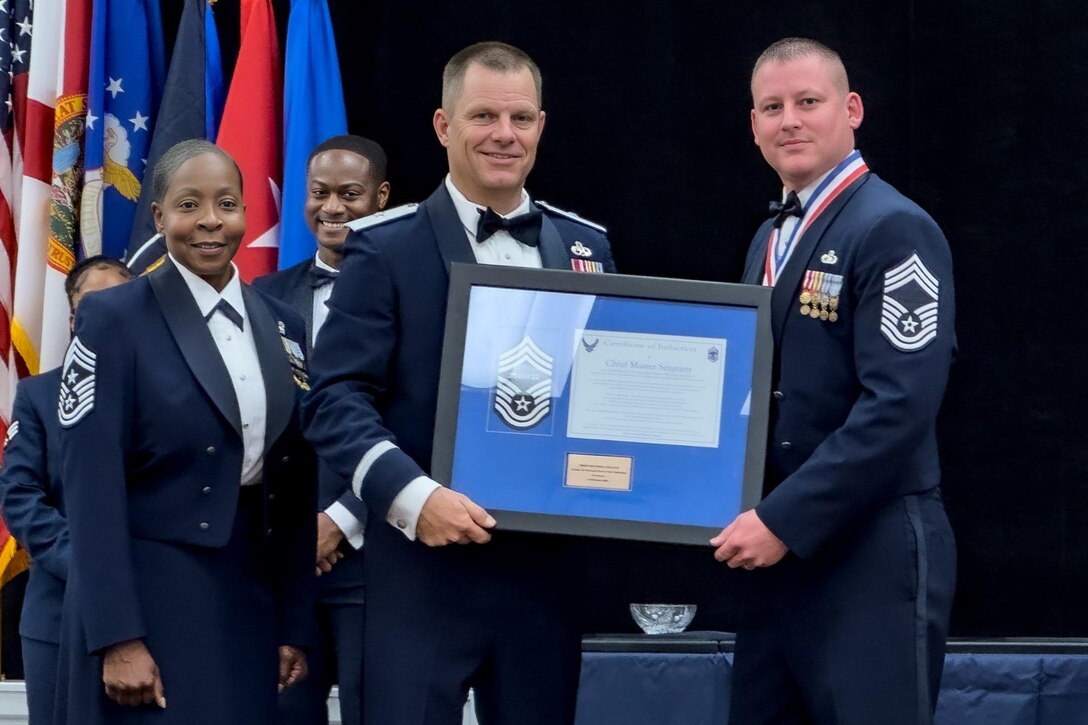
[743,220,774,285]
[537,215,568,270]
[292,263,316,347]
[242,284,295,454]
[148,261,242,437]
[426,184,476,277]
[770,174,870,346]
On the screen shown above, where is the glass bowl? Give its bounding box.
[629,603,697,634]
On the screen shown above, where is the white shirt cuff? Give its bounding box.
[386,476,441,541]
[324,501,365,549]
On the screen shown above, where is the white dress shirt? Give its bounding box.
[311,253,339,341]
[771,161,840,281]
[384,176,545,540]
[171,255,266,485]
[309,254,365,548]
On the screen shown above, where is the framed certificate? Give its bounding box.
[432,264,773,545]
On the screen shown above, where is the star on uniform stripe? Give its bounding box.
[106,77,124,98]
[130,110,149,132]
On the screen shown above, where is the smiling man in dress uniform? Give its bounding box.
[303,41,615,725]
[711,37,957,725]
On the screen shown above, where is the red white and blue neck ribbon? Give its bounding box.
[763,150,869,286]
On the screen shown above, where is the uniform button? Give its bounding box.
[281,455,290,464]
[268,493,276,501]
[780,441,792,450]
[773,390,784,400]
[240,374,247,381]
[226,335,232,342]
[199,522,210,530]
[202,486,212,494]
[266,528,273,536]
[206,446,216,454]
[243,423,250,430]
[396,519,407,529]
[504,253,512,260]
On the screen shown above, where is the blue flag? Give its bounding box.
[125,0,224,269]
[278,0,348,270]
[80,0,166,259]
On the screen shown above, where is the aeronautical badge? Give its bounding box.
[279,328,310,391]
[58,337,97,427]
[881,252,939,351]
[3,420,19,447]
[493,336,553,430]
[570,241,593,258]
[820,249,839,265]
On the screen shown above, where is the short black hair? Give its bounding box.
[151,139,243,203]
[306,135,388,183]
[65,256,133,307]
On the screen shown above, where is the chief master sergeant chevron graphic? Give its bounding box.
[58,337,97,428]
[881,252,940,352]
[494,336,553,430]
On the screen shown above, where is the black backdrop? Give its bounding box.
[197,0,1088,637]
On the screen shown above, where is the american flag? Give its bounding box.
[0,0,33,588]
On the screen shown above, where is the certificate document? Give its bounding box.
[567,331,727,448]
[433,264,773,545]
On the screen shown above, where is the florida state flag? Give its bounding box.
[216,0,281,281]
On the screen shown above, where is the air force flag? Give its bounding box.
[881,252,939,352]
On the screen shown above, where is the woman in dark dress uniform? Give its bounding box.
[56,140,316,723]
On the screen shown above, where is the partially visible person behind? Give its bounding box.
[255,134,390,725]
[0,256,132,725]
[711,37,956,725]
[55,139,317,724]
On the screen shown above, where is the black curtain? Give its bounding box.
[203,0,1088,637]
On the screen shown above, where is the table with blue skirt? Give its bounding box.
[574,634,1088,725]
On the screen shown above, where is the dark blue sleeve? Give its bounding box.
[59,296,146,654]
[757,207,956,558]
[302,231,427,518]
[0,382,70,581]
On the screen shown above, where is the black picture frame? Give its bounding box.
[432,263,773,546]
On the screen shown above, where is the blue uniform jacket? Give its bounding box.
[0,368,67,643]
[59,260,318,655]
[741,172,956,559]
[302,182,615,519]
[254,258,368,599]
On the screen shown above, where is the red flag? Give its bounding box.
[217,0,281,282]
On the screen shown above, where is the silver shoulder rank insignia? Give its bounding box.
[570,241,592,258]
[4,420,19,447]
[820,250,839,265]
[494,336,553,430]
[346,203,419,232]
[881,252,939,352]
[58,337,97,427]
[536,201,607,233]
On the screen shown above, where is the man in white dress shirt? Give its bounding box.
[302,42,615,725]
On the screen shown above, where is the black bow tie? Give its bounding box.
[207,299,244,331]
[768,191,803,228]
[476,206,543,247]
[309,264,338,289]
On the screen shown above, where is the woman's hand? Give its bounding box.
[278,645,308,693]
[102,639,166,708]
